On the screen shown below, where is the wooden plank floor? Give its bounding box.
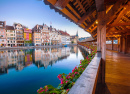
[105,50,130,94]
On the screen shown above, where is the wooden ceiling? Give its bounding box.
[44,0,130,40]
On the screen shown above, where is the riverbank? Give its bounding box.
[0,44,77,50]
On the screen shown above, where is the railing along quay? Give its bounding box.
[68,45,102,94]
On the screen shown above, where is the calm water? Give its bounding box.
[0,46,89,94]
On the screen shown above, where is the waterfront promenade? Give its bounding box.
[0,44,77,50]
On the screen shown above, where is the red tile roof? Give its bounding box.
[59,30,70,36]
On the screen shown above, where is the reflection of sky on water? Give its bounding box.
[0,46,89,94]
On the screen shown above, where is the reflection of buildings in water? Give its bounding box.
[0,47,71,74]
[33,47,71,68]
[8,50,17,66]
[41,48,51,68]
[0,51,8,74]
[16,50,25,71]
[78,47,89,59]
[51,48,59,62]
[25,50,33,66]
[70,46,78,53]
[33,49,41,62]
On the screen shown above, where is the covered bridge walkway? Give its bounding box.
[105,50,130,94]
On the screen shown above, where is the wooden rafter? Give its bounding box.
[104,0,128,25]
[112,6,130,24]
[107,29,130,33]
[54,0,71,9]
[77,4,96,24]
[85,18,97,29]
[124,15,130,20]
[107,22,130,27]
[76,0,86,13]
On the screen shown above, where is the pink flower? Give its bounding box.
[80,61,81,64]
[75,72,78,74]
[38,89,44,93]
[72,69,75,73]
[67,89,69,92]
[66,81,68,83]
[61,80,64,84]
[60,78,64,84]
[57,74,62,79]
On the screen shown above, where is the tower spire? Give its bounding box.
[76,30,78,37]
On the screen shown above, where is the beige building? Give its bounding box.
[40,24,50,46]
[13,23,24,46]
[6,26,16,47]
[49,26,59,45]
[0,21,7,47]
[32,25,41,46]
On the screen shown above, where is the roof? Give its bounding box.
[43,0,130,40]
[6,25,14,30]
[59,30,70,36]
[80,37,96,42]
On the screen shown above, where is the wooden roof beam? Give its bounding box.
[124,15,130,20]
[85,18,97,30]
[77,4,96,24]
[54,0,72,10]
[103,0,128,25]
[107,29,129,33]
[107,22,130,27]
[112,6,130,24]
[76,0,86,13]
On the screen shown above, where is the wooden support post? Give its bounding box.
[124,36,127,54]
[97,11,106,84]
[118,38,120,52]
[120,35,123,52]
[112,37,113,50]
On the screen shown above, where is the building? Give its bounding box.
[49,26,59,45]
[41,24,50,46]
[13,23,24,46]
[70,31,78,44]
[6,26,16,47]
[24,28,32,46]
[59,30,71,45]
[32,25,41,46]
[0,21,7,47]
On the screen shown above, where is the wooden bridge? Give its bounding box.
[42,0,130,93]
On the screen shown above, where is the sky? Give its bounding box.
[0,0,91,38]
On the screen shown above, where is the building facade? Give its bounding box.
[50,26,59,45]
[14,23,24,46]
[59,30,71,45]
[41,24,50,46]
[6,26,16,47]
[32,25,41,46]
[0,21,7,47]
[70,31,78,44]
[24,28,32,46]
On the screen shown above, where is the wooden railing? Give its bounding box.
[68,52,102,94]
[106,44,118,51]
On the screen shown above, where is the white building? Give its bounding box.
[59,30,71,45]
[49,26,59,45]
